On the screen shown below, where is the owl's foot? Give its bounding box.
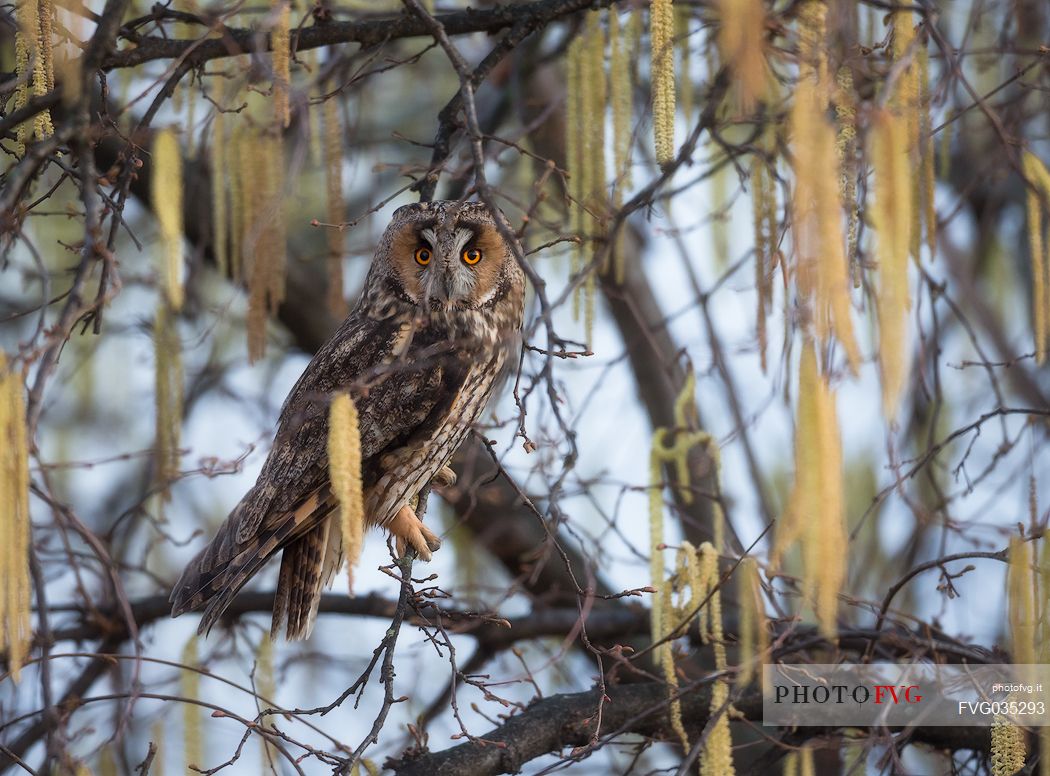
[432,465,457,488]
[389,504,441,562]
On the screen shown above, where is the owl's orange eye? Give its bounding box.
[414,247,432,266]
[462,248,482,265]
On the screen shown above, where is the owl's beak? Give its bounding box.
[424,264,459,308]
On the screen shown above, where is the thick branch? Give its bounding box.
[101,0,618,70]
[387,679,990,776]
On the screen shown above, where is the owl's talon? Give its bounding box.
[432,465,457,488]
[390,504,441,562]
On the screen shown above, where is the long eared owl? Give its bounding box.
[170,201,526,639]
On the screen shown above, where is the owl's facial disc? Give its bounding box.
[417,225,478,308]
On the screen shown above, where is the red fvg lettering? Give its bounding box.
[873,685,922,704]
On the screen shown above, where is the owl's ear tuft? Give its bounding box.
[392,203,422,219]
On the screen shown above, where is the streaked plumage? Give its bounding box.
[170,201,526,639]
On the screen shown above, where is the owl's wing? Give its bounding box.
[169,311,468,634]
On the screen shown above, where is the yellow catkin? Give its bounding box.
[649,374,717,753]
[256,637,278,771]
[583,12,606,341]
[152,129,185,311]
[649,0,675,166]
[13,0,55,154]
[1042,724,1050,776]
[585,13,607,210]
[663,541,707,754]
[323,97,347,319]
[211,77,229,277]
[181,637,202,772]
[610,10,632,193]
[653,373,709,508]
[265,134,287,309]
[799,746,816,776]
[648,428,668,665]
[184,79,197,160]
[609,9,631,283]
[812,363,845,634]
[790,23,861,373]
[13,0,33,155]
[870,109,913,419]
[150,720,165,776]
[0,354,31,683]
[698,542,734,776]
[752,158,770,371]
[272,1,291,128]
[242,130,265,360]
[98,745,118,776]
[245,130,287,363]
[576,27,594,284]
[566,14,605,332]
[305,50,322,166]
[783,752,799,776]
[650,431,691,753]
[153,305,183,499]
[918,44,936,257]
[891,12,922,264]
[328,394,364,587]
[835,67,859,269]
[229,125,246,283]
[660,577,687,750]
[1022,152,1050,363]
[991,717,1027,776]
[772,341,846,637]
[36,0,54,141]
[566,33,584,279]
[752,130,778,372]
[1008,538,1036,666]
[736,557,768,685]
[716,0,766,114]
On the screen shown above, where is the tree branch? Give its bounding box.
[100,0,620,70]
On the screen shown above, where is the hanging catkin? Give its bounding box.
[272,0,291,128]
[891,12,923,264]
[0,354,31,682]
[256,637,279,770]
[565,33,585,289]
[609,10,632,194]
[715,0,766,113]
[1022,151,1050,363]
[870,109,912,419]
[790,2,860,373]
[245,130,287,363]
[181,637,203,773]
[211,76,229,278]
[649,0,675,166]
[991,717,1027,776]
[581,13,606,341]
[736,556,769,685]
[152,129,185,311]
[154,304,183,500]
[835,67,860,273]
[13,0,55,154]
[772,341,847,637]
[698,542,735,776]
[917,44,937,257]
[328,394,364,588]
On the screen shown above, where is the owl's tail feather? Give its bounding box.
[271,507,342,641]
[169,490,332,637]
